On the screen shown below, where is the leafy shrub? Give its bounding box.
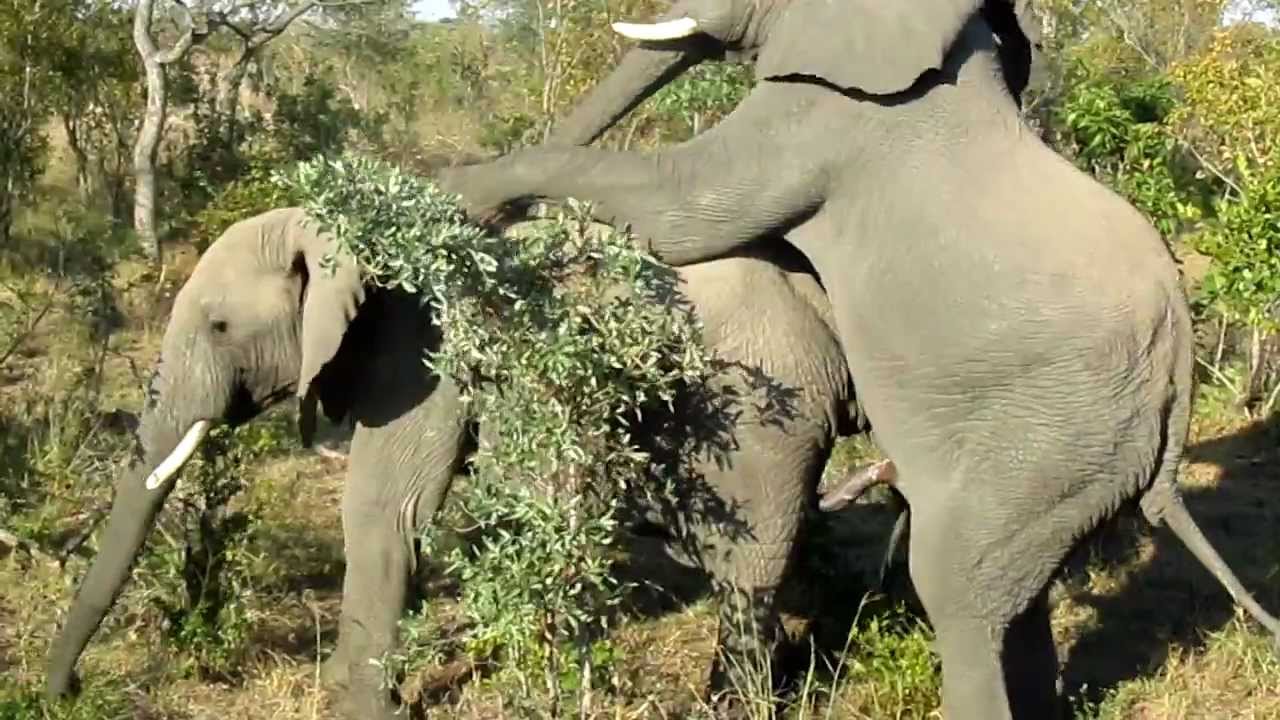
[477,110,540,154]
[651,63,753,140]
[187,162,306,250]
[841,606,940,714]
[281,153,713,710]
[1193,169,1280,330]
[176,72,383,243]
[271,73,386,162]
[1057,69,1201,237]
[138,422,286,680]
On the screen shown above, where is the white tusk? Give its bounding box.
[145,420,212,490]
[611,17,699,41]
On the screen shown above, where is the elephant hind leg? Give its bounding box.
[1003,591,1061,719]
[905,498,1063,720]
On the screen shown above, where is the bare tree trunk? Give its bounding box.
[129,0,355,263]
[215,53,254,147]
[132,56,167,263]
[0,1,41,248]
[62,115,96,206]
[132,0,205,264]
[1242,324,1271,414]
[0,176,14,247]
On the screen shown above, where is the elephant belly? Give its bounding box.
[785,184,1188,531]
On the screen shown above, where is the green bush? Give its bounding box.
[281,152,713,710]
[187,162,306,249]
[651,63,753,140]
[1192,169,1280,331]
[138,422,287,681]
[1057,69,1202,237]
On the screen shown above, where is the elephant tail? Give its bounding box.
[1140,480,1280,646]
[1139,328,1280,649]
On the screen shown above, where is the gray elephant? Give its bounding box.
[433,0,1280,718]
[44,206,861,718]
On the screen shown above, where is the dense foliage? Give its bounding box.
[283,153,713,709]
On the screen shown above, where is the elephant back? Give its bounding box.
[501,218,852,433]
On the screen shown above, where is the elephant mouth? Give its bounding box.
[140,382,293,492]
[224,381,289,427]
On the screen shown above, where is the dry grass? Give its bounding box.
[3,240,1280,720]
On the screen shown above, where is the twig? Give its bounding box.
[56,508,109,565]
[0,292,57,369]
[1195,355,1244,401]
[1214,316,1228,372]
[1174,136,1245,199]
[1261,378,1280,417]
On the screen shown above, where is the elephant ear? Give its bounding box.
[288,210,366,445]
[982,0,1046,103]
[756,0,985,96]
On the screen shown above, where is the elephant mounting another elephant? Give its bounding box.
[43,206,868,719]
[435,0,1280,718]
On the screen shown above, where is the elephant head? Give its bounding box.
[46,207,364,698]
[547,0,1045,148]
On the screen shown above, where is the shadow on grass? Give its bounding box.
[1059,412,1280,710]
[604,490,919,699]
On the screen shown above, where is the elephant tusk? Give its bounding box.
[144,420,212,490]
[611,18,700,41]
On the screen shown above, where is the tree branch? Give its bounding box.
[135,0,211,66]
[1174,134,1245,199]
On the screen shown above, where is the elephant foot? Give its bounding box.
[334,673,406,720]
[320,650,350,689]
[706,585,783,719]
[44,668,81,701]
[703,686,760,720]
[335,691,403,720]
[330,657,407,720]
[706,662,778,720]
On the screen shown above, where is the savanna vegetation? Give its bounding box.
[1,0,1279,718]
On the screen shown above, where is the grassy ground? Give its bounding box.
[2,232,1279,720]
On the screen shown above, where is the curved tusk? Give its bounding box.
[145,420,213,490]
[611,17,699,41]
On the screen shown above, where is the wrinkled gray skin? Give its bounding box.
[44,207,859,718]
[435,0,1280,717]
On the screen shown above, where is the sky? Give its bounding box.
[411,0,457,21]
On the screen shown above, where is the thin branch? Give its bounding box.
[0,292,57,369]
[1195,355,1245,401]
[263,1,320,36]
[1174,134,1245,199]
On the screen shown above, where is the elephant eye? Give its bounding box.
[211,320,228,334]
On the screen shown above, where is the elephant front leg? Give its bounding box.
[436,143,828,267]
[708,581,785,718]
[333,491,415,720]
[329,380,469,719]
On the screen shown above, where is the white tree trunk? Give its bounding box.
[132,57,167,262]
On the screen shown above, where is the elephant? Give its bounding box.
[44,205,864,718]
[432,0,1280,718]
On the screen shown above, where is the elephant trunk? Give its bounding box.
[546,5,716,147]
[47,386,216,698]
[46,460,180,697]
